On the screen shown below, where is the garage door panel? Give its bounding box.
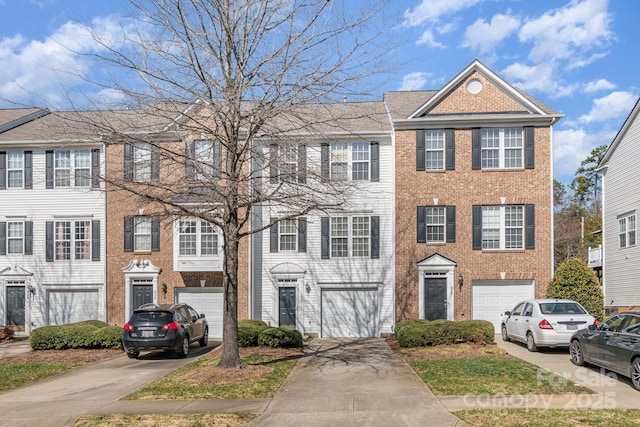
[48,290,99,326]
[177,290,223,338]
[321,289,378,338]
[472,281,534,333]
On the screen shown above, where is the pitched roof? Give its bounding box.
[599,97,640,167]
[0,108,50,133]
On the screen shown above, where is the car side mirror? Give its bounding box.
[199,313,206,319]
[588,324,597,331]
[504,311,511,316]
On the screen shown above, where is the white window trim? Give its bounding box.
[425,206,445,243]
[481,128,523,170]
[424,130,445,171]
[481,205,524,250]
[178,217,219,256]
[618,212,636,249]
[133,143,152,182]
[330,215,370,258]
[54,219,92,260]
[278,219,297,252]
[133,217,151,252]
[330,142,370,181]
[7,151,24,189]
[53,149,91,188]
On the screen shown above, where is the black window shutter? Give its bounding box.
[472,128,481,170]
[270,144,278,183]
[298,144,307,183]
[321,217,330,259]
[416,130,425,171]
[370,141,379,182]
[150,147,159,181]
[321,143,329,179]
[0,152,5,190]
[92,220,100,261]
[298,218,307,252]
[270,218,279,252]
[124,216,133,252]
[185,141,196,180]
[0,222,5,255]
[417,206,426,243]
[213,140,222,179]
[91,149,100,188]
[151,218,160,251]
[46,221,54,261]
[445,129,455,170]
[525,204,535,249]
[46,150,54,188]
[472,205,482,250]
[124,144,133,181]
[446,206,456,243]
[25,221,33,255]
[371,215,380,259]
[525,127,535,169]
[24,151,33,189]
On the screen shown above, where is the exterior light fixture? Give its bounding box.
[161,283,167,294]
[458,274,464,287]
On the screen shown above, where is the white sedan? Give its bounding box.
[501,299,598,352]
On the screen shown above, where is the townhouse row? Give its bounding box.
[0,60,562,338]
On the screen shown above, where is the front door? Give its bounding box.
[6,286,26,332]
[279,287,296,327]
[132,284,153,310]
[424,278,447,321]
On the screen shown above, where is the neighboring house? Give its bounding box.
[388,60,563,332]
[252,102,395,338]
[597,97,640,313]
[0,109,106,335]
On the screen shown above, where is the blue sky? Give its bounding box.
[0,0,637,185]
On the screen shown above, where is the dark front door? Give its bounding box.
[133,285,153,310]
[6,286,26,332]
[424,278,447,321]
[279,287,296,327]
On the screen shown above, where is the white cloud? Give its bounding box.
[583,78,615,93]
[462,12,521,54]
[399,72,430,91]
[403,0,481,27]
[553,127,616,180]
[416,29,445,48]
[579,91,638,123]
[519,0,613,64]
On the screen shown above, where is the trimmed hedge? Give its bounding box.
[237,319,270,347]
[29,320,123,350]
[258,327,303,348]
[394,319,494,347]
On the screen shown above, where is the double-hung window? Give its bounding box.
[278,219,298,251]
[133,143,152,182]
[425,207,445,243]
[7,222,24,254]
[424,130,444,170]
[329,216,369,258]
[619,212,636,248]
[193,140,215,180]
[53,150,91,187]
[481,128,523,169]
[324,142,378,181]
[178,218,219,256]
[481,205,523,250]
[54,220,91,260]
[134,217,152,251]
[7,151,23,188]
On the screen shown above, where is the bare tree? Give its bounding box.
[69,0,392,368]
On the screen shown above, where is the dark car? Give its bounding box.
[570,311,640,391]
[122,303,208,359]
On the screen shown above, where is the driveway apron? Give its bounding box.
[251,338,467,427]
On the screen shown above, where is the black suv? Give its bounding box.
[122,303,208,359]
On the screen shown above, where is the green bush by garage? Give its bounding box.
[394,319,494,347]
[29,320,122,350]
[237,320,303,348]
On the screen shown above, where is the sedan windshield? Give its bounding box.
[539,302,586,315]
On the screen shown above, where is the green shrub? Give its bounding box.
[547,257,604,321]
[237,319,269,347]
[394,319,494,347]
[258,327,303,348]
[29,320,121,350]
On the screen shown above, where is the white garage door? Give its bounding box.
[472,281,534,332]
[176,289,223,338]
[48,290,99,325]
[321,288,378,338]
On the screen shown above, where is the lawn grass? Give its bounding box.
[73,413,256,427]
[455,409,640,427]
[409,357,590,395]
[126,355,297,400]
[0,361,83,392]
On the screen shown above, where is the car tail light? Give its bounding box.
[162,321,180,331]
[593,319,599,326]
[123,323,134,331]
[538,319,554,330]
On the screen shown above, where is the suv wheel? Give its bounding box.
[199,327,209,347]
[126,350,139,359]
[176,335,190,358]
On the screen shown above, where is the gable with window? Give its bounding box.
[124,142,159,182]
[416,206,456,243]
[44,149,100,188]
[472,127,534,170]
[321,141,379,182]
[45,220,100,261]
[186,139,222,181]
[0,151,32,189]
[618,212,636,248]
[270,143,306,183]
[0,221,33,255]
[416,129,455,171]
[472,205,535,250]
[270,218,307,253]
[321,215,379,259]
[124,216,160,252]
